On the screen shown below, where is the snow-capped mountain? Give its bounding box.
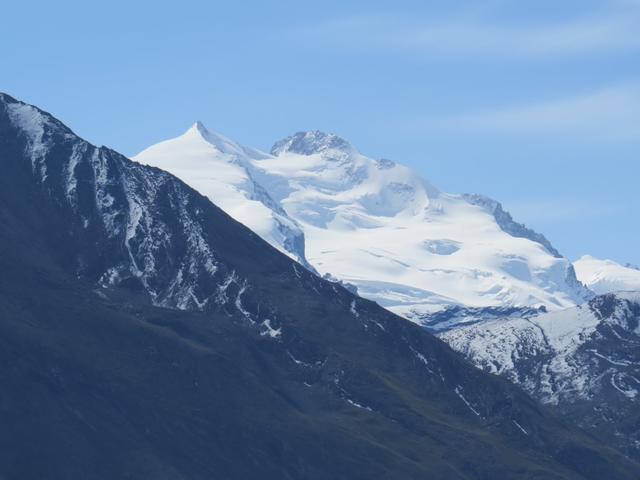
[440,292,640,460]
[574,255,640,295]
[6,92,637,479]
[135,127,590,318]
[135,122,311,268]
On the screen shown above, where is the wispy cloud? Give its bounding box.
[426,85,640,140]
[299,5,640,57]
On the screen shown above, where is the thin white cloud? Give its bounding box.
[300,6,640,57]
[431,85,640,140]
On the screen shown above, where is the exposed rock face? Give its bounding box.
[441,292,640,460]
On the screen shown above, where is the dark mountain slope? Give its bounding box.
[0,93,638,479]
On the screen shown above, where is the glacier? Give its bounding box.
[134,126,591,319]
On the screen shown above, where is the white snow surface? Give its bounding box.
[574,255,640,295]
[134,123,308,265]
[134,126,589,315]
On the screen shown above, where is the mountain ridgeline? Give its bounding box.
[135,126,592,320]
[1,93,639,479]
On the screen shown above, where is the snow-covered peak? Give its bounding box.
[170,121,268,161]
[574,255,640,295]
[270,130,354,157]
[136,125,590,316]
[258,134,587,314]
[133,126,310,267]
[191,119,207,133]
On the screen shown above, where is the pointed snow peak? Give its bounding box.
[186,120,214,139]
[270,130,355,157]
[192,120,208,134]
[182,121,247,157]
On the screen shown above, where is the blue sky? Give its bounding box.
[2,0,638,264]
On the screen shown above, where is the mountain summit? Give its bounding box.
[136,125,591,321]
[135,122,310,268]
[270,130,354,156]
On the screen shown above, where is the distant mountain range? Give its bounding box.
[134,124,591,319]
[2,92,639,478]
